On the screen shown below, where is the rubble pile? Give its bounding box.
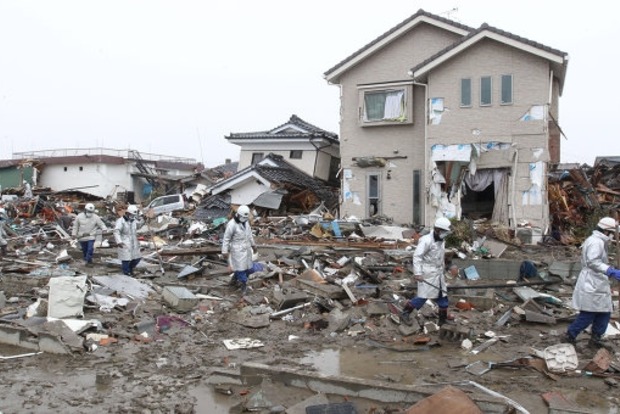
[548,163,620,245]
[1,186,620,412]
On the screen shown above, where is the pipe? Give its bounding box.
[511,148,519,231]
[402,275,563,291]
[269,302,313,319]
[412,80,428,226]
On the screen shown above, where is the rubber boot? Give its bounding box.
[438,308,449,326]
[564,332,577,345]
[400,302,415,326]
[588,334,610,349]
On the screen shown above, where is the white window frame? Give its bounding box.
[358,82,413,127]
[367,172,381,217]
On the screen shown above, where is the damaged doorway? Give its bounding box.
[462,168,509,223]
[461,179,495,220]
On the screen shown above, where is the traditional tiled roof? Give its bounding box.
[324,9,474,79]
[410,22,568,76]
[208,153,339,208]
[225,115,338,143]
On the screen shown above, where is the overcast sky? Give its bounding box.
[0,1,617,167]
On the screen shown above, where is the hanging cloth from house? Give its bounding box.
[463,169,505,197]
[463,169,509,225]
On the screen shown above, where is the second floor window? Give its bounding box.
[289,150,303,159]
[363,89,405,122]
[461,78,472,107]
[480,76,492,106]
[501,74,513,105]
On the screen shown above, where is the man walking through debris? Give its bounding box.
[114,204,144,276]
[401,217,452,326]
[0,208,9,255]
[71,203,108,266]
[565,217,620,348]
[222,205,257,294]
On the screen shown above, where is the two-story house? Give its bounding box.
[324,10,568,232]
[225,115,340,185]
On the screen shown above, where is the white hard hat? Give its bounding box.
[237,205,250,219]
[127,205,139,215]
[434,217,452,231]
[85,203,95,212]
[597,217,618,231]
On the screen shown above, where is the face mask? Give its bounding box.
[85,212,93,218]
[438,230,450,240]
[238,216,248,223]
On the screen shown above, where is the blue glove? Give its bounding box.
[605,267,620,280]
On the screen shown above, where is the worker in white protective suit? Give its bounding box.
[221,205,257,294]
[113,205,144,276]
[565,217,620,348]
[71,203,107,266]
[23,180,33,199]
[401,217,452,326]
[0,208,9,255]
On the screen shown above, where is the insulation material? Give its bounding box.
[521,161,545,206]
[431,144,472,162]
[520,105,545,121]
[47,275,87,319]
[429,97,445,125]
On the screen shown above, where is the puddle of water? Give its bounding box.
[300,346,434,384]
[188,384,240,413]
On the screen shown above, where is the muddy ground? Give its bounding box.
[1,242,620,413]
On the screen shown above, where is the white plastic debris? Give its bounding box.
[461,338,473,351]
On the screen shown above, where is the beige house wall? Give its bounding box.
[424,40,554,229]
[337,24,461,224]
[239,148,317,176]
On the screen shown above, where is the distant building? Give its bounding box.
[225,115,340,185]
[4,148,201,203]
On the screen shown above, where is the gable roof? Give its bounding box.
[409,23,569,93]
[324,9,473,83]
[208,153,338,207]
[225,114,339,144]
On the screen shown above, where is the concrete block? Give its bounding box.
[162,286,198,313]
[293,279,345,300]
[453,259,521,281]
[273,288,309,310]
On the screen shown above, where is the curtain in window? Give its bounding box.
[364,90,404,121]
[384,91,404,119]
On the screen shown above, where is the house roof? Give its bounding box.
[324,9,473,83]
[410,23,568,93]
[594,156,620,168]
[225,115,338,144]
[208,153,339,209]
[27,154,126,166]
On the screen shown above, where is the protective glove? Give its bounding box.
[605,266,620,280]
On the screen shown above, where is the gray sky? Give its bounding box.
[0,1,617,167]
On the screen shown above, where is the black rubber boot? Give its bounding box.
[438,308,449,326]
[588,334,608,349]
[400,302,415,326]
[564,333,577,345]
